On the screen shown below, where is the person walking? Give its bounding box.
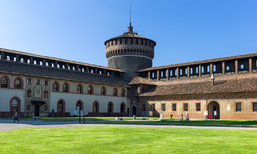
[13,110,19,123]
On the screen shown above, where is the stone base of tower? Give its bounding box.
[108,56,152,81]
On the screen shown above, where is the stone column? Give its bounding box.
[235,60,238,74]
[210,63,213,75]
[157,70,160,80]
[1,52,4,60]
[187,66,190,78]
[166,69,170,80]
[43,59,46,66]
[16,55,20,62]
[30,57,33,64]
[199,65,202,77]
[148,71,151,80]
[249,58,252,73]
[222,61,225,74]
[176,67,179,79]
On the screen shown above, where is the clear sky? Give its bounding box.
[0,0,257,67]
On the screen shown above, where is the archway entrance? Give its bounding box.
[132,106,136,116]
[34,104,40,116]
[207,101,220,119]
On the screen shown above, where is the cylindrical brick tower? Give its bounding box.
[105,23,156,81]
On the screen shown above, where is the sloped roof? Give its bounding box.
[139,78,257,97]
[128,77,156,85]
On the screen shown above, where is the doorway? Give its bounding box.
[34,104,40,116]
[207,101,220,119]
[132,106,137,116]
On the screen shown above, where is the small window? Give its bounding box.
[236,103,241,112]
[44,105,47,111]
[101,87,106,95]
[77,84,83,94]
[113,88,118,96]
[1,77,8,88]
[88,85,93,94]
[253,103,257,112]
[27,105,31,111]
[63,83,69,92]
[27,89,32,97]
[161,104,166,111]
[172,103,176,111]
[183,103,188,111]
[151,104,155,111]
[44,90,48,98]
[27,78,33,84]
[44,80,49,86]
[196,103,201,111]
[53,82,59,92]
[121,88,126,97]
[36,79,40,85]
[15,78,22,89]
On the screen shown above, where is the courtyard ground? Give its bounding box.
[0,119,257,153]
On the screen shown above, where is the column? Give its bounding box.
[187,66,190,78]
[176,67,179,79]
[249,58,252,73]
[199,65,202,77]
[43,59,46,66]
[222,61,225,74]
[210,63,213,75]
[166,69,170,80]
[1,52,4,60]
[16,55,20,62]
[157,70,160,80]
[235,60,238,74]
[30,57,33,64]
[148,71,151,80]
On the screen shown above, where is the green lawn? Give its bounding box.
[40,117,161,120]
[0,126,256,153]
[99,120,257,127]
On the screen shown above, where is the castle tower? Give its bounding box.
[105,23,156,81]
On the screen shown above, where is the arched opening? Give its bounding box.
[10,97,21,112]
[77,84,83,94]
[14,77,23,89]
[76,100,83,111]
[108,102,113,113]
[63,82,69,92]
[57,100,65,113]
[27,89,32,97]
[120,103,126,113]
[88,85,93,94]
[34,104,40,116]
[101,86,106,95]
[207,101,220,119]
[1,76,9,88]
[53,81,59,92]
[93,101,99,113]
[132,106,137,116]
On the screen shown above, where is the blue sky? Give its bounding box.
[0,0,257,67]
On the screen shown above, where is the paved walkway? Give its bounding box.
[0,119,257,132]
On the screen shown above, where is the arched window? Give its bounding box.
[93,101,99,113]
[27,89,32,97]
[77,84,83,94]
[53,82,59,92]
[76,100,83,111]
[44,90,48,98]
[63,82,69,92]
[121,88,126,97]
[14,77,23,89]
[1,77,8,88]
[120,103,126,113]
[113,88,118,96]
[88,85,93,94]
[108,102,113,113]
[101,86,106,95]
[57,100,65,113]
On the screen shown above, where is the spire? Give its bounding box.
[128,4,133,33]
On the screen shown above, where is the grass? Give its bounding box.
[0,126,256,153]
[40,116,161,120]
[99,119,257,127]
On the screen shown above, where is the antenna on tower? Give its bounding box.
[128,3,133,33]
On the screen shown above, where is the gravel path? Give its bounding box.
[0,119,257,132]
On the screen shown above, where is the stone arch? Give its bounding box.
[57,99,65,113]
[107,102,114,113]
[52,81,60,92]
[0,75,10,88]
[14,77,24,89]
[120,102,126,113]
[10,96,21,112]
[207,101,220,119]
[93,101,99,113]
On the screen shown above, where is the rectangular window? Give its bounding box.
[183,103,188,111]
[196,103,201,111]
[253,103,257,112]
[161,104,166,111]
[172,103,176,111]
[151,104,155,111]
[236,103,241,112]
